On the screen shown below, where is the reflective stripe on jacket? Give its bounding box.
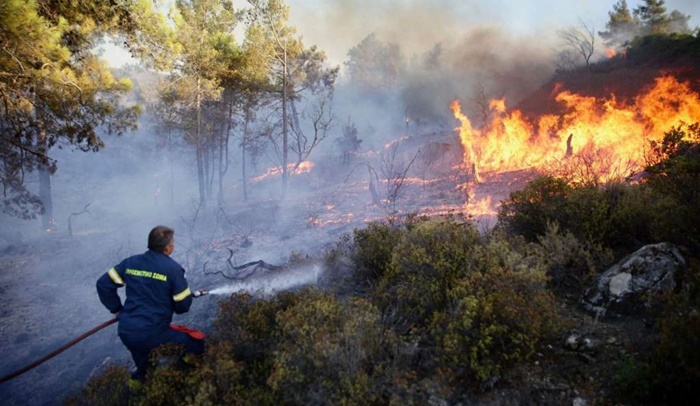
[96,249,193,339]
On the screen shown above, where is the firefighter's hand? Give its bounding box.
[193,288,208,298]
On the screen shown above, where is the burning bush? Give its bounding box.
[499,122,700,253]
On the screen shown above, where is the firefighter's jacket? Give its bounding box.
[96,249,193,339]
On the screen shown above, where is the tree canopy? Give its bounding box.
[0,0,169,220]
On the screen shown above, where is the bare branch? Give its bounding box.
[202,248,283,280]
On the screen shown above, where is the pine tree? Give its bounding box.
[0,0,169,225]
[634,0,671,35]
[599,0,639,48]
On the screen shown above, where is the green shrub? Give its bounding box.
[498,176,571,242]
[535,221,613,294]
[429,266,559,383]
[645,258,700,404]
[563,185,612,244]
[351,221,403,291]
[268,288,392,405]
[611,350,653,403]
[645,122,700,249]
[373,218,481,331]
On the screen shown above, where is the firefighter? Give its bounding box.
[96,225,206,381]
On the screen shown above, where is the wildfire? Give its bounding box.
[252,161,315,183]
[451,75,700,184]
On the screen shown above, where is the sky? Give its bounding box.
[284,0,700,67]
[102,0,700,69]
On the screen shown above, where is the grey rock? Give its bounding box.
[581,242,685,317]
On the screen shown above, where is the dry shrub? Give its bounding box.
[535,221,613,295]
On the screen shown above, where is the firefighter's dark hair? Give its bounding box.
[148,226,174,252]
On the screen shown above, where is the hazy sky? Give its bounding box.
[285,0,700,66]
[103,0,700,68]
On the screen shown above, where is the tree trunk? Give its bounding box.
[38,165,53,231]
[196,77,206,206]
[37,129,53,231]
[218,98,233,205]
[281,47,289,196]
[242,104,252,202]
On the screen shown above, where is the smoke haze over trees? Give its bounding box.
[1,0,700,404]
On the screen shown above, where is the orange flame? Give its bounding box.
[252,161,315,183]
[452,76,700,184]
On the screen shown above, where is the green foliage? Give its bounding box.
[612,259,700,404]
[535,222,613,294]
[626,33,700,66]
[0,0,144,219]
[374,218,481,331]
[498,176,572,242]
[644,122,700,249]
[430,267,558,382]
[64,365,130,406]
[214,291,297,366]
[351,221,403,290]
[269,288,391,404]
[367,217,561,383]
[345,33,405,94]
[646,258,700,403]
[611,349,653,402]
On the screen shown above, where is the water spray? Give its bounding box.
[207,265,322,296]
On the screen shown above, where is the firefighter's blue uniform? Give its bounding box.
[96,249,204,379]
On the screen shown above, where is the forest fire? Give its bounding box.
[251,161,315,183]
[451,76,700,184]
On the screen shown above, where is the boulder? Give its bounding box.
[581,242,685,317]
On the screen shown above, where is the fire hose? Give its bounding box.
[0,317,118,384]
[0,289,207,385]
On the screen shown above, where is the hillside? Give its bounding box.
[515,33,700,120]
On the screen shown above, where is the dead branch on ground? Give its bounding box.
[203,248,283,280]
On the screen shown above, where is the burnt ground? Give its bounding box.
[0,138,655,405]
